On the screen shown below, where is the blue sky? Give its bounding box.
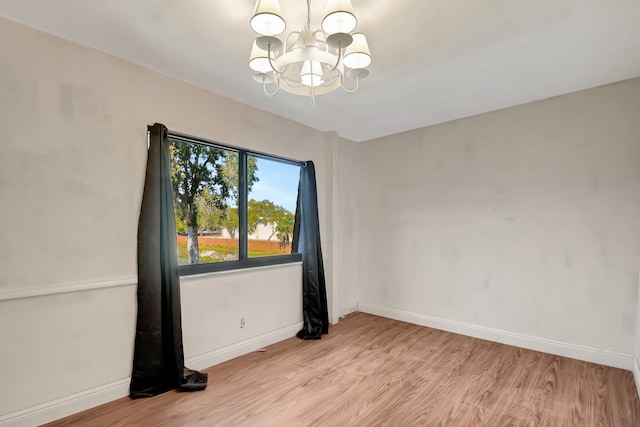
[248,158,300,212]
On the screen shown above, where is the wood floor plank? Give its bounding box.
[46,312,640,426]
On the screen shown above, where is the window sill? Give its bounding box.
[178,253,302,277]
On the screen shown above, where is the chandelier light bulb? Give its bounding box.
[322,0,357,35]
[251,0,286,36]
[249,40,276,73]
[343,33,371,69]
[300,61,324,87]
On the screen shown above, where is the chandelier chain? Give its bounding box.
[306,0,311,28]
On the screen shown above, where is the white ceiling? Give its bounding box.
[1,0,639,142]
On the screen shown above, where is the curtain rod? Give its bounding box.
[167,130,307,168]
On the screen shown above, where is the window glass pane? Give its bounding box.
[170,139,239,265]
[247,155,300,257]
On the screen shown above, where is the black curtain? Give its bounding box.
[130,123,207,398]
[292,161,329,340]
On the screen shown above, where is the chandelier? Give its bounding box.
[249,0,372,104]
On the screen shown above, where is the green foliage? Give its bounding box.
[175,211,188,235]
[270,206,289,230]
[276,212,295,247]
[223,201,293,242]
[195,187,225,233]
[220,152,259,203]
[176,241,277,265]
[248,199,271,234]
[170,141,297,263]
[248,199,292,240]
[170,140,259,264]
[176,241,237,264]
[170,140,228,229]
[222,207,239,239]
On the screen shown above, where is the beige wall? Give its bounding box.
[334,137,360,317]
[356,78,640,367]
[0,17,357,423]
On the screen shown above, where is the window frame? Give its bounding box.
[168,131,303,276]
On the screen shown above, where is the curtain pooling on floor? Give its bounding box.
[130,123,207,398]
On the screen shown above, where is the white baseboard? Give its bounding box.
[339,305,358,318]
[633,357,640,399]
[186,322,302,372]
[358,302,632,370]
[0,322,302,427]
[331,305,359,324]
[0,379,130,427]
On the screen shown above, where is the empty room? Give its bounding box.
[1,0,640,425]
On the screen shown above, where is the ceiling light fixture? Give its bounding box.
[249,0,372,105]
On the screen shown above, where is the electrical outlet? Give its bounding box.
[240,317,245,329]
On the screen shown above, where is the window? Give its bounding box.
[169,133,302,275]
[247,155,299,258]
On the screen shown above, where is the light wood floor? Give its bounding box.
[47,312,640,426]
